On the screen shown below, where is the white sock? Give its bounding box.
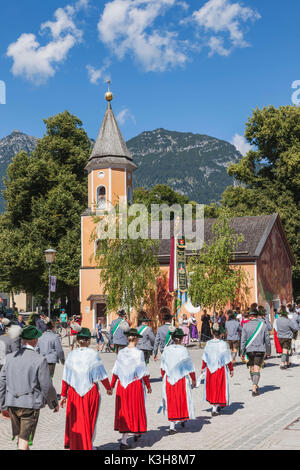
[169,421,176,430]
[212,405,219,412]
[121,433,128,445]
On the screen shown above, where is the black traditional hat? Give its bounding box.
[117,309,126,317]
[124,328,143,338]
[159,306,172,321]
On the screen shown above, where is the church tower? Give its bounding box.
[80,85,137,329]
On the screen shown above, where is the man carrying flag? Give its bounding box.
[153,307,173,361]
[240,304,271,397]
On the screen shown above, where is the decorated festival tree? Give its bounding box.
[92,205,160,320]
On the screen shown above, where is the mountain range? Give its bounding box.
[0,128,241,212]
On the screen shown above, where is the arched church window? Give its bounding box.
[97,185,106,210]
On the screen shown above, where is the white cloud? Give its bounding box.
[117,108,136,125]
[87,59,111,85]
[7,2,86,84]
[208,36,230,56]
[192,0,260,56]
[231,133,251,156]
[97,0,188,72]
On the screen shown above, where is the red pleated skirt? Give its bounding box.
[114,379,147,433]
[64,383,100,450]
[274,330,283,354]
[165,376,189,422]
[205,367,227,405]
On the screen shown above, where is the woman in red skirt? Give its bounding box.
[59,327,112,450]
[160,328,196,434]
[273,317,283,356]
[201,323,234,417]
[110,328,152,450]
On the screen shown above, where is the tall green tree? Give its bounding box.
[188,210,246,311]
[93,208,160,318]
[222,105,300,296]
[0,111,91,302]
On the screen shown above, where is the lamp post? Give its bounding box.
[44,248,56,319]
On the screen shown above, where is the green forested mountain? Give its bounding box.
[0,128,241,211]
[0,131,37,212]
[127,128,241,204]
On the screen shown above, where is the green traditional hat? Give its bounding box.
[258,309,266,316]
[124,328,143,338]
[21,325,42,340]
[249,310,260,316]
[171,328,186,338]
[279,308,288,316]
[77,327,92,339]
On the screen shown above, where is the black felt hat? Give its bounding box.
[117,310,126,317]
[124,328,143,338]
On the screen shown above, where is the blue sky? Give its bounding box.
[0,0,299,154]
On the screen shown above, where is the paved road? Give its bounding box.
[1,341,300,450]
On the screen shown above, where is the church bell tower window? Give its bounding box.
[97,185,107,210]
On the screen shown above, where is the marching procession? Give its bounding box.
[0,302,300,451]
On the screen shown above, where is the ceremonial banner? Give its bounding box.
[50,276,57,293]
[169,233,188,320]
[177,237,187,293]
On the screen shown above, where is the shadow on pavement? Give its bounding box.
[95,417,211,451]
[263,362,278,368]
[220,402,245,415]
[136,417,212,448]
[258,385,280,395]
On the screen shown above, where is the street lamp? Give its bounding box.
[44,248,56,319]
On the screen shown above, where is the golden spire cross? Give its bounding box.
[105,80,113,102]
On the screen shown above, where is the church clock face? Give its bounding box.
[98,171,104,179]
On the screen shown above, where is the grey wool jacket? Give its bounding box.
[0,346,58,410]
[136,326,155,352]
[109,319,129,346]
[0,335,21,366]
[153,323,173,356]
[240,319,271,354]
[276,316,298,339]
[37,331,65,365]
[225,320,242,341]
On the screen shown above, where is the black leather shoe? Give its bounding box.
[211,411,220,417]
[168,429,177,435]
[120,443,131,450]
